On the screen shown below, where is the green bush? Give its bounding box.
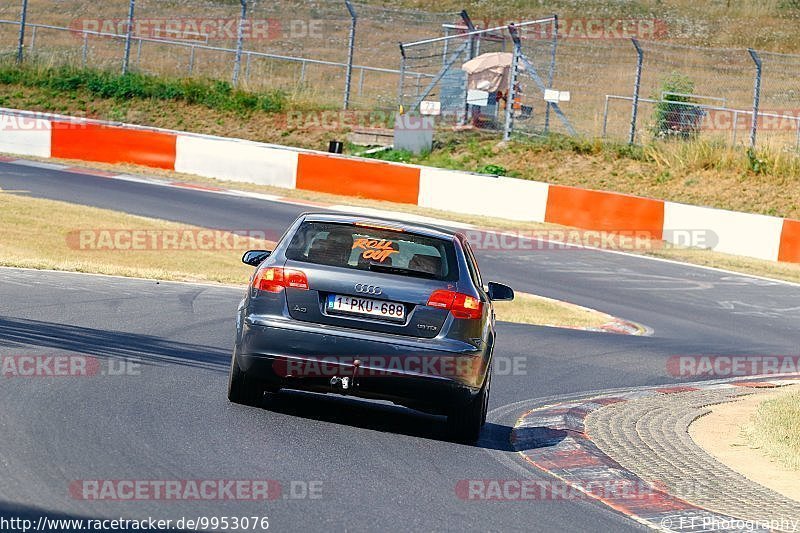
[652,73,702,139]
[477,164,507,176]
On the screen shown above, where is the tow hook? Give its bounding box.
[330,376,350,391]
[330,359,361,393]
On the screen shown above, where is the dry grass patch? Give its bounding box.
[0,192,271,284]
[494,292,612,329]
[743,389,800,471]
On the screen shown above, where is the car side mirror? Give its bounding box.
[242,250,271,267]
[487,282,514,301]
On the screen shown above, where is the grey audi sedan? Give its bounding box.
[228,213,513,442]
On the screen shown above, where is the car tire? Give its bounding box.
[447,368,491,443]
[227,351,264,407]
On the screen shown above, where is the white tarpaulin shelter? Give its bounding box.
[461,52,523,93]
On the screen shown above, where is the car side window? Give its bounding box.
[462,240,483,288]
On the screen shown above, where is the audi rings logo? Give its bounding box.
[355,284,382,295]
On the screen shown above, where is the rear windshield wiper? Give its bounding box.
[367,263,438,279]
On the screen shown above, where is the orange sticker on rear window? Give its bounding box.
[352,238,399,263]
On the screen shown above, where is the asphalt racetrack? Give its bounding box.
[1,161,799,531]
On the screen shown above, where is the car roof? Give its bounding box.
[299,212,458,240]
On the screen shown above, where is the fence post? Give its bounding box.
[460,10,477,125]
[16,0,29,64]
[504,25,522,141]
[628,38,644,145]
[122,0,135,74]
[747,48,762,149]
[343,0,357,110]
[398,43,406,112]
[232,0,248,86]
[82,33,89,67]
[544,14,558,133]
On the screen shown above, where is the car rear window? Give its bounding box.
[285,221,458,281]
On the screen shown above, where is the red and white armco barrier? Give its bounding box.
[1,107,798,264]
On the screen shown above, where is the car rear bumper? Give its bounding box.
[236,317,489,414]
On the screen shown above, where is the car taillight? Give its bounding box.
[427,290,483,320]
[252,267,309,293]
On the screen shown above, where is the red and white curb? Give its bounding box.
[510,376,800,532]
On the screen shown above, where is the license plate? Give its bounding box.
[326,294,405,321]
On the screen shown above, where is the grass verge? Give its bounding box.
[0,191,612,329]
[743,389,800,471]
[0,63,286,115]
[366,134,800,220]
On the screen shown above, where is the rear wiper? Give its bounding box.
[367,263,437,279]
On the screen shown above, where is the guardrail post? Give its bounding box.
[629,38,644,145]
[544,14,558,133]
[343,0,357,109]
[122,0,135,74]
[748,48,763,149]
[16,0,29,64]
[232,0,248,86]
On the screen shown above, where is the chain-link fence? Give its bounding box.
[398,15,570,139]
[2,1,800,150]
[0,0,457,110]
[399,18,800,149]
